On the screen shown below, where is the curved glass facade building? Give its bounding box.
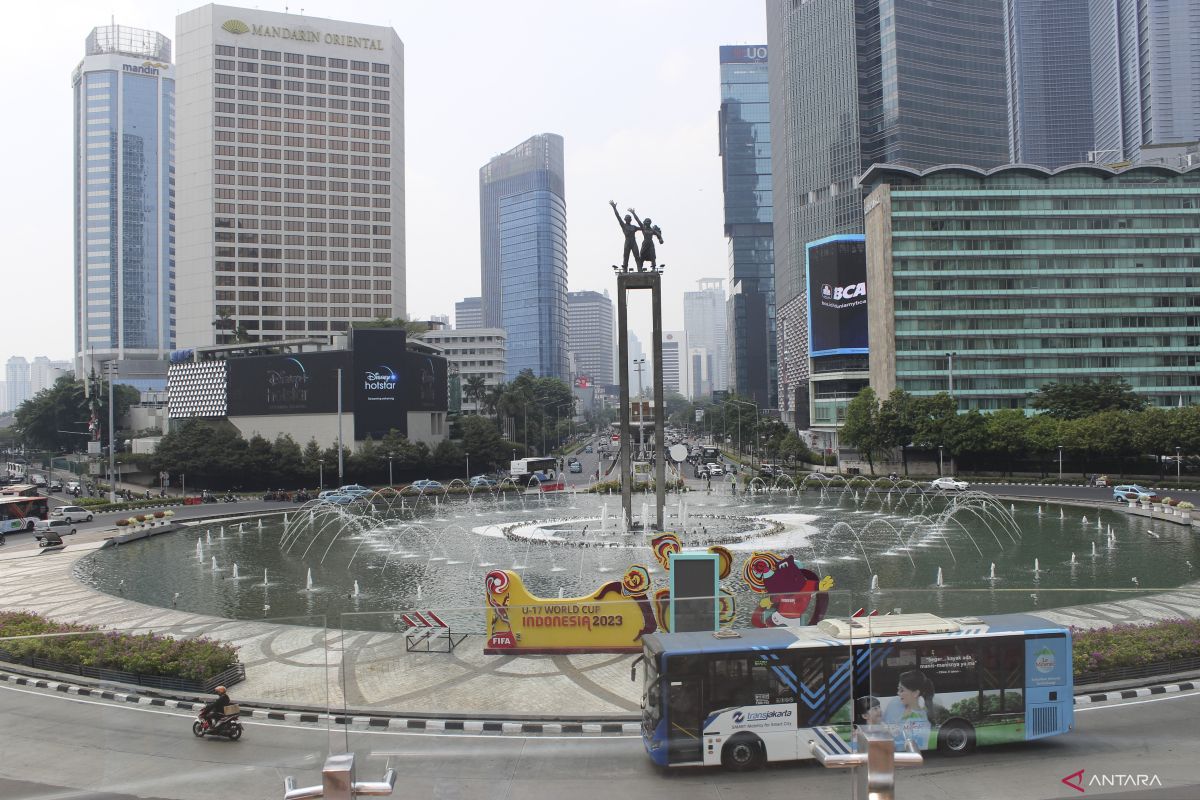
[72,25,175,373]
[479,133,569,382]
[863,163,1200,410]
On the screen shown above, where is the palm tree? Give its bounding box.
[463,376,488,413]
[482,383,506,419]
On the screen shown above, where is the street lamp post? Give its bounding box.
[938,445,944,477]
[1057,445,1064,482]
[1177,446,1183,484]
[318,458,325,492]
[387,452,394,487]
[466,451,470,482]
[946,352,956,398]
[633,358,646,458]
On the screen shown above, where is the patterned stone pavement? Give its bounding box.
[1,528,1197,718]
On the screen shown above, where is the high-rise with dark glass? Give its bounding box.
[479,133,569,382]
[767,0,1008,429]
[719,45,775,410]
[1091,0,1200,163]
[72,24,175,376]
[1004,0,1095,168]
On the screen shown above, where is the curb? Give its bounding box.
[1073,680,1196,705]
[0,670,641,735]
[5,667,1193,735]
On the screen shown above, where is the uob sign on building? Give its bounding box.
[352,328,406,439]
[807,235,869,356]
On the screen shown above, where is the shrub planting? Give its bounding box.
[1073,619,1200,675]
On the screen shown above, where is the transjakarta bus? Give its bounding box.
[0,495,50,533]
[639,612,1072,770]
[509,457,558,484]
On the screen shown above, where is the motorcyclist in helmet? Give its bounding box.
[200,686,233,729]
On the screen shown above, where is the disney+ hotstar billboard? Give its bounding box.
[352,328,407,440]
[806,235,868,357]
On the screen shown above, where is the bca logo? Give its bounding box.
[831,283,866,300]
[821,284,832,300]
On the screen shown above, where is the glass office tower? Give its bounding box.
[767,0,1008,428]
[719,45,776,410]
[1004,0,1095,168]
[1091,0,1200,163]
[479,133,569,381]
[72,25,175,374]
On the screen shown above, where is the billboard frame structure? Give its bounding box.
[805,234,869,358]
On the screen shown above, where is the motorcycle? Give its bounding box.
[293,490,310,503]
[222,493,238,503]
[201,493,217,504]
[192,708,243,741]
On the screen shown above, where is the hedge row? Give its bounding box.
[0,612,237,682]
[1073,618,1200,675]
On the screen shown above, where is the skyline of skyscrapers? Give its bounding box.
[72,24,176,377]
[767,0,1011,427]
[174,4,406,348]
[566,290,615,387]
[479,133,569,382]
[1091,0,1200,163]
[719,44,776,411]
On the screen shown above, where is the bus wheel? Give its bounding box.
[722,735,764,771]
[937,721,975,756]
[26,520,35,531]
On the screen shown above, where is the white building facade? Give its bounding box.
[174,4,405,348]
[683,278,729,394]
[566,289,615,387]
[419,328,507,414]
[662,330,688,398]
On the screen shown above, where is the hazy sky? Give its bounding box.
[0,0,766,370]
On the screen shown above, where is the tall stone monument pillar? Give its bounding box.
[616,272,666,531]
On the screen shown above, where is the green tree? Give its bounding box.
[149,419,248,490]
[984,409,1030,476]
[243,434,277,487]
[462,375,489,411]
[353,315,431,337]
[273,434,304,487]
[842,387,884,475]
[301,437,324,485]
[877,389,920,475]
[943,410,988,471]
[1130,408,1174,479]
[1030,379,1146,419]
[14,376,138,452]
[1025,413,1063,478]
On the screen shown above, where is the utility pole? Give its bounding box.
[107,361,116,503]
[336,368,344,484]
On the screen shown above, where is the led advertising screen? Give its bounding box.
[352,328,408,440]
[226,351,352,416]
[806,235,868,357]
[404,350,449,412]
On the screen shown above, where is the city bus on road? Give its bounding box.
[639,612,1072,770]
[509,457,558,485]
[0,495,51,534]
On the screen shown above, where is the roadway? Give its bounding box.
[1,677,1198,799]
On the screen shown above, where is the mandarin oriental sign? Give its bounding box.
[222,18,384,50]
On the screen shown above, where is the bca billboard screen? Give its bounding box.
[806,235,868,356]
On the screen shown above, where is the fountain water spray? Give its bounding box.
[989,563,996,579]
[211,556,219,572]
[306,568,314,591]
[1082,516,1088,525]
[353,580,360,598]
[1059,508,1065,520]
[263,568,269,586]
[870,574,879,592]
[1034,558,1041,573]
[232,563,240,579]
[206,530,212,545]
[1070,552,1077,565]
[1091,542,1097,556]
[936,567,944,587]
[195,540,203,560]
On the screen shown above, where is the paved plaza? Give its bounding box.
[1,514,1199,718]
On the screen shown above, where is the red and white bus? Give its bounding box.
[0,495,50,534]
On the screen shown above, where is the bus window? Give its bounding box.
[667,679,703,763]
[981,639,1025,715]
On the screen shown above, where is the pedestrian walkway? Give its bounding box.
[1,525,1198,719]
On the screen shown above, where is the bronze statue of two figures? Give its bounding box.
[610,200,664,272]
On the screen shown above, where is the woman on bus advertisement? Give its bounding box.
[883,670,934,750]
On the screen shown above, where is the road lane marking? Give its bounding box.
[1076,690,1200,712]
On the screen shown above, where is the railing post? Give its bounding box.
[321,754,356,800]
[809,728,922,800]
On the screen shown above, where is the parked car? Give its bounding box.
[469,475,497,488]
[1113,484,1156,503]
[50,505,94,523]
[34,518,77,536]
[337,484,373,497]
[408,479,445,493]
[931,477,969,491]
[318,490,356,505]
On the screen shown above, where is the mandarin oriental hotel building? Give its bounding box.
[175,5,404,348]
[862,164,1200,411]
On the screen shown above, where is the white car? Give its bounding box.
[51,505,94,523]
[34,518,77,536]
[931,477,969,491]
[705,463,725,477]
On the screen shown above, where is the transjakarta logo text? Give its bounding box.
[733,709,792,723]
